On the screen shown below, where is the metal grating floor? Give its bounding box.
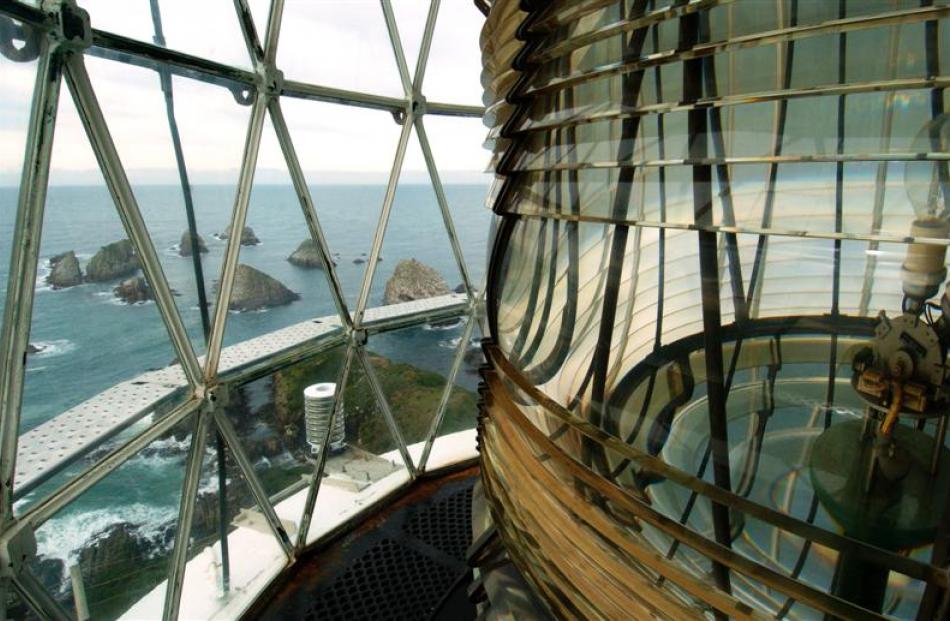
[255,470,476,621]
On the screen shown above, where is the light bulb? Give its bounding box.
[905,114,950,220]
[902,116,950,310]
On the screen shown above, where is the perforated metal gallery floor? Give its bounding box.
[252,468,477,621]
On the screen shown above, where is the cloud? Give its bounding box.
[0,0,489,185]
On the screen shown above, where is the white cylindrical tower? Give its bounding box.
[303,383,345,455]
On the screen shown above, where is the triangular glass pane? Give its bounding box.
[389,1,428,81]
[247,0,271,40]
[299,350,411,548]
[422,0,484,106]
[411,318,483,471]
[216,114,344,360]
[365,137,466,313]
[16,91,187,508]
[215,344,346,503]
[77,0,250,68]
[279,97,402,310]
[85,56,251,359]
[28,423,193,620]
[0,14,43,390]
[419,115,494,286]
[365,324,457,450]
[277,0,404,97]
[177,421,286,620]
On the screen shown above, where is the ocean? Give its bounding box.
[0,182,491,572]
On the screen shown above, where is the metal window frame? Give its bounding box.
[0,0,488,618]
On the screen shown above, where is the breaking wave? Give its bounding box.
[36,503,178,567]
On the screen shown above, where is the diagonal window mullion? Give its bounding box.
[211,407,295,557]
[21,398,200,530]
[380,0,413,97]
[412,0,441,92]
[353,118,415,326]
[203,94,268,380]
[11,565,71,621]
[356,345,417,477]
[418,310,477,471]
[268,98,353,328]
[263,0,286,66]
[161,408,212,621]
[413,115,476,300]
[62,54,203,389]
[295,344,355,551]
[233,0,266,66]
[0,42,63,522]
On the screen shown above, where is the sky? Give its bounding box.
[0,0,491,185]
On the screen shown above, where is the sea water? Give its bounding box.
[0,182,491,569]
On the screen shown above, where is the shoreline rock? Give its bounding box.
[85,240,140,282]
[178,230,208,257]
[47,250,82,289]
[217,225,260,246]
[383,258,450,305]
[113,276,153,304]
[228,264,300,311]
[287,239,335,269]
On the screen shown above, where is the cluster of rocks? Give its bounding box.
[383,258,450,305]
[215,225,261,246]
[46,240,141,290]
[352,253,383,265]
[287,240,387,268]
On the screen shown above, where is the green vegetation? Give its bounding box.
[272,347,478,454]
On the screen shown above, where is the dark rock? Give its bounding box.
[77,523,158,582]
[287,239,335,269]
[178,230,208,257]
[383,259,450,305]
[27,343,44,354]
[113,276,153,304]
[217,225,261,246]
[33,556,65,594]
[49,251,70,266]
[352,257,366,264]
[85,240,140,282]
[47,250,82,289]
[464,345,484,369]
[453,283,465,294]
[228,264,300,311]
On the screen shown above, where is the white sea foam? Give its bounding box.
[147,435,192,454]
[34,263,52,291]
[197,475,231,497]
[36,503,178,567]
[124,451,185,471]
[438,336,480,351]
[438,336,462,350]
[228,307,271,315]
[30,339,76,358]
[423,318,463,331]
[107,296,155,307]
